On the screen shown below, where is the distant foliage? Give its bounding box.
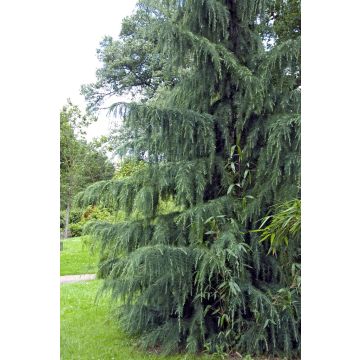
[273,0,301,42]
[78,0,300,357]
[68,223,83,237]
[60,209,83,229]
[113,159,148,180]
[81,205,113,222]
[60,100,114,210]
[60,206,114,238]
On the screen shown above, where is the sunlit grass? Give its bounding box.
[60,236,98,275]
[61,280,220,360]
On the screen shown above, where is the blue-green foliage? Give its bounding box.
[77,0,300,357]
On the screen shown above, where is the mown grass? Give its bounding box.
[61,280,220,360]
[60,236,98,275]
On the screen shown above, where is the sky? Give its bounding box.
[58,0,138,141]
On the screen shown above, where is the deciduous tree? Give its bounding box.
[60,101,114,237]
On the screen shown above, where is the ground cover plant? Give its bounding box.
[60,237,98,276]
[76,0,300,357]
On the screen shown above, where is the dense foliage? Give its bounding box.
[77,0,300,357]
[113,159,148,180]
[60,206,115,237]
[60,101,115,237]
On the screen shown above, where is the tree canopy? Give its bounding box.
[77,0,300,357]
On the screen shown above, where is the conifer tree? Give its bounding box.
[77,0,300,356]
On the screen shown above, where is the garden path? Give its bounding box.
[60,274,96,284]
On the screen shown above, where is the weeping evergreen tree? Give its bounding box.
[77,0,300,357]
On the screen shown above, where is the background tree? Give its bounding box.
[77,0,300,356]
[81,0,178,113]
[60,100,114,238]
[112,159,147,179]
[272,0,300,43]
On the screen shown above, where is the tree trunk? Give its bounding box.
[64,202,71,239]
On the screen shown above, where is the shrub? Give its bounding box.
[60,206,115,238]
[60,208,84,229]
[113,159,147,180]
[81,205,113,222]
[69,223,83,237]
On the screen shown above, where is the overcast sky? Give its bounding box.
[58,0,138,140]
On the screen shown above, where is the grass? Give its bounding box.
[61,280,220,360]
[60,236,98,275]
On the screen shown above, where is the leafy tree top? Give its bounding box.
[60,100,114,210]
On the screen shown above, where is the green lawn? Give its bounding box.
[61,280,220,360]
[60,237,98,275]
